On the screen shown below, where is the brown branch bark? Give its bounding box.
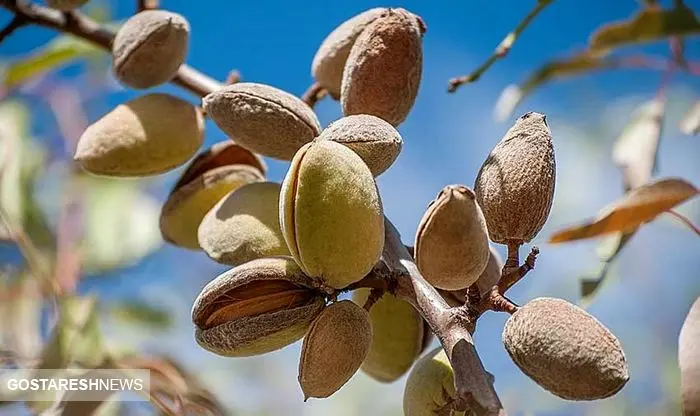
[380,218,505,415]
[0,0,224,98]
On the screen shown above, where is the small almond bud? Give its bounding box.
[74,93,203,177]
[203,83,322,160]
[311,8,386,99]
[415,185,490,290]
[298,300,372,399]
[475,112,556,244]
[280,140,384,289]
[352,289,424,382]
[198,182,290,266]
[192,257,326,357]
[341,8,425,126]
[160,142,265,249]
[317,114,402,176]
[503,297,629,400]
[112,10,189,89]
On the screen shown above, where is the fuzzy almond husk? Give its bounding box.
[112,10,189,89]
[352,289,423,383]
[203,83,322,160]
[503,297,629,400]
[192,257,326,357]
[280,140,384,289]
[475,112,556,244]
[311,8,386,99]
[415,185,490,291]
[74,93,203,177]
[317,114,402,176]
[174,141,266,190]
[160,165,263,249]
[680,297,700,416]
[46,0,89,11]
[198,182,290,266]
[403,348,465,416]
[341,8,425,126]
[298,300,372,399]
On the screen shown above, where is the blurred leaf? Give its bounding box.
[1,36,102,89]
[580,230,636,301]
[589,5,700,53]
[680,101,700,135]
[0,101,53,247]
[494,53,615,121]
[108,300,172,330]
[59,369,115,415]
[78,176,162,273]
[549,177,698,243]
[612,98,665,191]
[0,272,43,360]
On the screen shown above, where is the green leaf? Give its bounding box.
[580,230,636,302]
[1,35,102,89]
[0,272,43,359]
[0,101,53,247]
[589,5,700,53]
[495,53,616,120]
[612,98,665,191]
[79,176,162,273]
[108,300,172,330]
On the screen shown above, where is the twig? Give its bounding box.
[448,0,554,92]
[379,218,504,415]
[0,0,225,98]
[667,210,700,236]
[0,15,27,42]
[137,0,159,12]
[225,70,241,85]
[301,82,328,108]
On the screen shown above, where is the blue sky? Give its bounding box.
[2,0,700,415]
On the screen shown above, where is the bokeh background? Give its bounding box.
[1,0,700,415]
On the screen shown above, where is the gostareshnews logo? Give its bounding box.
[0,369,151,402]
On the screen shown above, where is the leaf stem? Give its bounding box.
[667,210,700,236]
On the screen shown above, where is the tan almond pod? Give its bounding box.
[203,83,322,160]
[475,112,555,244]
[192,257,326,357]
[74,93,203,176]
[503,297,629,400]
[317,114,402,176]
[112,10,189,89]
[298,300,372,399]
[198,182,290,266]
[312,8,386,99]
[415,185,490,291]
[160,142,265,249]
[680,297,700,416]
[442,246,504,307]
[341,8,425,126]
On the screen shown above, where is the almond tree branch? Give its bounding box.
[448,0,554,92]
[0,0,224,98]
[380,218,505,416]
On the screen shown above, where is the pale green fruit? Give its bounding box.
[503,297,629,400]
[317,114,402,176]
[403,348,465,416]
[352,289,424,382]
[198,182,290,265]
[112,10,189,89]
[74,93,203,176]
[192,257,326,357]
[311,8,386,99]
[298,300,372,399]
[160,142,265,249]
[415,185,490,290]
[280,140,384,289]
[46,0,89,10]
[203,83,321,160]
